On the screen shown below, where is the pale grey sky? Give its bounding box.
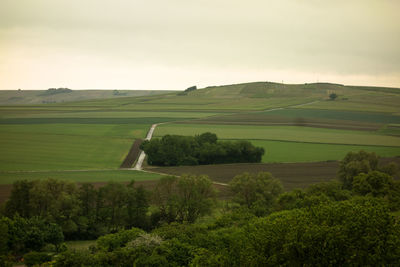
[0,0,399,90]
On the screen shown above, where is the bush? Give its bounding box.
[23,251,52,267]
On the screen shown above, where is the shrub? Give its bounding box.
[23,251,52,267]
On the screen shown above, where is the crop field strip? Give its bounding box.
[250,140,400,163]
[194,108,400,125]
[0,125,138,171]
[154,124,400,147]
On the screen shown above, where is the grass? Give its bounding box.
[155,123,400,147]
[194,109,387,131]
[0,170,163,185]
[256,108,400,124]
[65,240,96,250]
[0,123,149,171]
[0,89,173,105]
[0,110,223,119]
[250,140,400,163]
[298,92,400,113]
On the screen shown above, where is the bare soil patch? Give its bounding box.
[146,157,400,191]
[120,139,143,168]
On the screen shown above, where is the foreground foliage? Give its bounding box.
[1,150,400,266]
[50,198,400,266]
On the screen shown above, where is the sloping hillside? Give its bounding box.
[59,82,400,113]
[0,89,174,105]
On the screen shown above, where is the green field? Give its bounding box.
[0,170,163,185]
[296,91,400,113]
[251,140,400,163]
[155,124,400,147]
[0,123,149,171]
[0,110,223,119]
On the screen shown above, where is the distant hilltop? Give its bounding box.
[0,89,174,105]
[0,81,399,105]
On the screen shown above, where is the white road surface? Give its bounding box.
[133,123,158,170]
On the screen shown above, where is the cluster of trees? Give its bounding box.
[41,88,72,96]
[141,132,265,166]
[4,180,150,240]
[177,85,197,95]
[0,175,216,264]
[1,150,400,266]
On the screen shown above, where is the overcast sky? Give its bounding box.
[0,0,399,90]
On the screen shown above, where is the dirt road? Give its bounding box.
[133,123,158,170]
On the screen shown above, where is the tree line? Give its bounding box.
[1,150,400,266]
[140,132,265,166]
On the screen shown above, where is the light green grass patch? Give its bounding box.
[65,240,96,251]
[0,124,149,171]
[155,124,400,147]
[297,92,400,113]
[257,108,400,124]
[0,170,163,185]
[1,110,222,119]
[249,140,400,163]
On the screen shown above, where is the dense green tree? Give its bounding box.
[5,180,34,218]
[176,175,216,223]
[276,189,306,211]
[239,198,400,266]
[338,150,379,189]
[97,182,128,231]
[78,183,97,219]
[126,182,149,229]
[329,92,338,100]
[53,250,98,267]
[4,216,64,255]
[306,180,352,201]
[388,180,400,211]
[153,175,216,223]
[96,228,144,252]
[195,132,217,144]
[230,172,283,215]
[45,223,64,252]
[23,251,52,267]
[141,133,264,166]
[353,170,393,197]
[0,218,9,255]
